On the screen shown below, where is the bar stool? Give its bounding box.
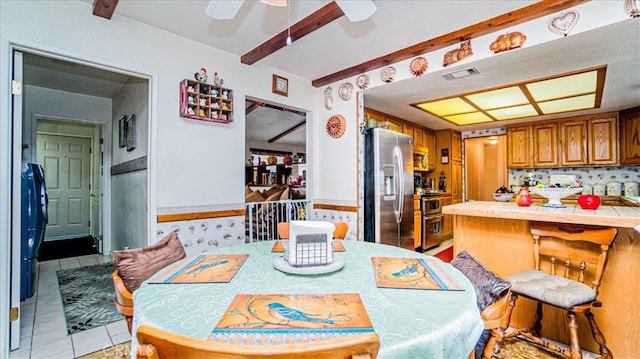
[505,222,617,359]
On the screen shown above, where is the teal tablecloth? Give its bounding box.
[132,240,484,359]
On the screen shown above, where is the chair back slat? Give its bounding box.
[529,222,617,298]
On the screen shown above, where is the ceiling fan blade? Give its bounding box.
[205,0,244,20]
[335,0,376,22]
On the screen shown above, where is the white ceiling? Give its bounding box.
[24,1,640,144]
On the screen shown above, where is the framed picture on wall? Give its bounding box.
[272,74,288,97]
[126,114,136,151]
[118,116,127,148]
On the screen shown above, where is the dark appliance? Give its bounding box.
[421,191,444,250]
[21,163,48,300]
[364,128,414,250]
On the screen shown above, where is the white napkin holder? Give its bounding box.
[287,221,335,267]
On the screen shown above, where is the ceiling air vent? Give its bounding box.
[442,67,480,81]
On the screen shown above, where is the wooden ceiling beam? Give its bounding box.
[241,1,344,65]
[92,0,119,20]
[311,0,587,87]
[268,121,306,144]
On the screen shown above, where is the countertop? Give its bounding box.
[442,201,640,228]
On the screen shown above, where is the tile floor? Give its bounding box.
[9,254,131,359]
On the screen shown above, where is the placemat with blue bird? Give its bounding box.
[150,254,248,283]
[208,293,375,345]
[371,257,464,290]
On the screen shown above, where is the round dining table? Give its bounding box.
[132,240,484,359]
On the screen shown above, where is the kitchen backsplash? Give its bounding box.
[509,166,640,192]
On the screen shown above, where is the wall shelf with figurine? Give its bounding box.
[179,79,233,123]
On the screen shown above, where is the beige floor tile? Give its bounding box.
[30,336,74,359]
[71,326,112,357]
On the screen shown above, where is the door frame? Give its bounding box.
[2,40,157,355]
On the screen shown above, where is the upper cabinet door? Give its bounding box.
[620,107,640,165]
[588,115,618,165]
[507,126,531,168]
[532,123,558,167]
[560,120,588,166]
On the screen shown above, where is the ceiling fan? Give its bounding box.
[205,0,377,22]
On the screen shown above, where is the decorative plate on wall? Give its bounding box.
[380,66,396,83]
[324,86,334,110]
[338,82,354,101]
[410,57,428,76]
[548,11,579,36]
[326,114,347,139]
[356,74,370,90]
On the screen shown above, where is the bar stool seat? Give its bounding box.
[509,270,596,308]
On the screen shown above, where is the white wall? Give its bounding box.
[0,1,318,353]
[111,79,150,251]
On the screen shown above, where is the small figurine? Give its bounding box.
[199,109,205,117]
[213,72,223,87]
[211,111,218,119]
[490,31,527,54]
[199,98,206,106]
[211,102,220,110]
[187,107,195,115]
[188,95,195,104]
[194,67,208,83]
[188,85,195,92]
[221,103,229,111]
[443,40,473,67]
[211,89,219,97]
[222,90,228,100]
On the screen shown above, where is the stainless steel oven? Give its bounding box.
[421,193,445,250]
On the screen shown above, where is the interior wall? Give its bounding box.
[111,79,149,252]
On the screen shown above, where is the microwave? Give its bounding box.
[413,147,429,171]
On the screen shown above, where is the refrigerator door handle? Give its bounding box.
[393,146,404,224]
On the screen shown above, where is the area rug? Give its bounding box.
[494,337,565,358]
[39,236,98,261]
[57,262,121,335]
[76,341,131,359]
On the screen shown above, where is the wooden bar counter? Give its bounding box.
[443,201,640,358]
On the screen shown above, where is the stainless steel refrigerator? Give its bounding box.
[364,128,414,250]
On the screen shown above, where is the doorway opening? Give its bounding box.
[464,135,507,201]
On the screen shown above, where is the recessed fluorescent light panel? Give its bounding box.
[413,65,606,126]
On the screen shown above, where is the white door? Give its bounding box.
[37,134,92,240]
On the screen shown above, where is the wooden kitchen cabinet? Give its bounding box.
[403,123,414,138]
[450,131,462,162]
[620,106,640,165]
[424,130,436,169]
[507,126,531,168]
[560,114,618,166]
[413,127,423,147]
[451,160,462,203]
[532,123,558,167]
[559,120,588,166]
[414,196,421,249]
[588,115,618,165]
[441,195,453,240]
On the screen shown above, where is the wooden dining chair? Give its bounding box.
[136,324,380,359]
[505,222,617,359]
[277,221,348,240]
[112,270,134,334]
